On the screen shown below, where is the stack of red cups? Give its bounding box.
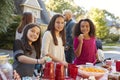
[55,63,65,80]
[43,62,55,80]
[68,63,78,79]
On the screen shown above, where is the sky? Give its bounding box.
[74,0,120,17]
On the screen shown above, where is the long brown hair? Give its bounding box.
[17,12,33,33]
[21,23,41,58]
[47,14,66,46]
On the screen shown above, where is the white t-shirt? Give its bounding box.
[15,30,23,39]
[41,31,65,61]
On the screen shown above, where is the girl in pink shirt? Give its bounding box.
[73,19,97,65]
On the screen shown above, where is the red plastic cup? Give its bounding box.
[68,64,78,79]
[55,63,65,80]
[55,69,64,76]
[65,76,74,80]
[68,64,76,75]
[45,61,54,68]
[55,76,64,80]
[116,60,120,72]
[43,68,55,79]
[70,66,78,79]
[56,63,64,70]
[43,62,55,79]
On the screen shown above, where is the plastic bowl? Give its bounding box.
[77,65,108,79]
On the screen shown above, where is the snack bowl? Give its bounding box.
[77,65,108,79]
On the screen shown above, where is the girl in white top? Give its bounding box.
[15,12,35,39]
[41,14,68,67]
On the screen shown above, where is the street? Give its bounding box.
[0,46,120,60]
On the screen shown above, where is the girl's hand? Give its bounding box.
[38,57,46,64]
[39,56,52,64]
[44,56,52,62]
[13,70,21,80]
[78,34,84,44]
[60,61,68,68]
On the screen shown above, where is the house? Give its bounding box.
[14,0,50,35]
[109,25,120,35]
[106,19,120,35]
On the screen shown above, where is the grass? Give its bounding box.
[103,42,120,46]
[103,48,115,51]
[102,42,120,51]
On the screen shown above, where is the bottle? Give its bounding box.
[0,53,13,80]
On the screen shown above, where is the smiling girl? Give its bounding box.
[13,23,46,78]
[41,14,68,67]
[73,19,98,65]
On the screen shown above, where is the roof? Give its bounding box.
[21,0,41,10]
[38,0,50,24]
[14,0,50,25]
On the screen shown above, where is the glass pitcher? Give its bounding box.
[0,53,13,80]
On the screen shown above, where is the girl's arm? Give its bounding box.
[41,31,51,57]
[46,53,68,67]
[46,53,61,62]
[74,42,83,57]
[74,34,84,57]
[41,31,60,62]
[13,40,45,64]
[17,55,45,64]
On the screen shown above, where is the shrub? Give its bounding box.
[0,15,21,49]
[104,38,112,43]
[0,22,19,49]
[109,33,119,42]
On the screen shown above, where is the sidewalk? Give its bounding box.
[0,46,120,60]
[103,46,120,48]
[103,46,120,51]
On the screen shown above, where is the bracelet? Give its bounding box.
[37,59,38,64]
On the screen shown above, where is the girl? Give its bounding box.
[13,23,46,78]
[15,12,35,39]
[73,18,97,65]
[41,14,68,67]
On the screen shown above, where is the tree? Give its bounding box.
[103,10,120,27]
[0,0,15,33]
[87,8,109,40]
[103,10,120,22]
[45,0,84,14]
[45,0,69,13]
[0,15,21,49]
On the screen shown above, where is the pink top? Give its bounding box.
[73,37,97,65]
